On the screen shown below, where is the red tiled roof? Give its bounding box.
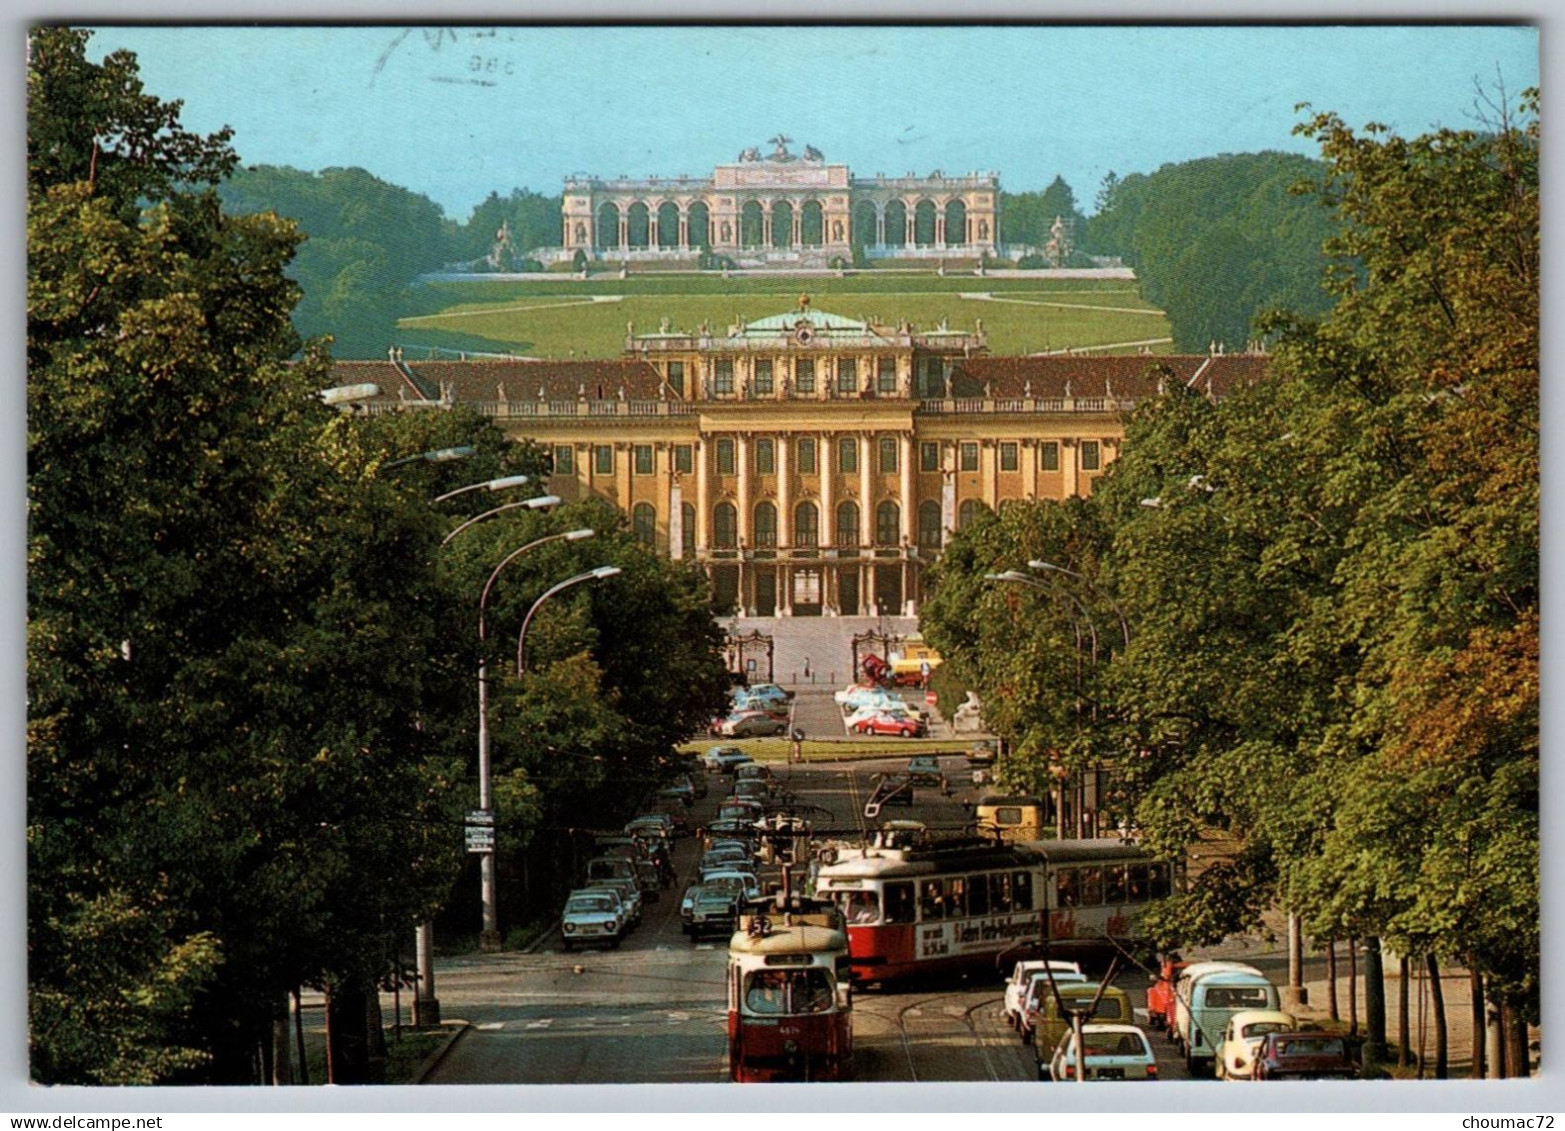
[948,354,1269,399]
[328,358,664,403]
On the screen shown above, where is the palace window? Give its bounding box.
[594,445,614,476]
[836,357,857,395]
[714,358,735,395]
[632,503,656,547]
[838,437,858,474]
[674,444,693,475]
[797,437,817,475]
[754,359,774,395]
[918,501,943,551]
[796,358,816,394]
[794,502,819,548]
[716,438,736,476]
[553,445,574,475]
[920,442,940,473]
[755,438,775,475]
[1000,442,1018,472]
[879,437,899,474]
[875,500,900,546]
[958,498,979,530]
[836,501,860,548]
[754,502,778,549]
[634,444,653,475]
[960,442,979,472]
[1081,441,1101,471]
[1040,441,1060,471]
[713,502,738,549]
[667,360,685,396]
[878,357,898,394]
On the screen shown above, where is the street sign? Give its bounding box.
[466,809,494,827]
[925,692,938,705]
[465,827,495,853]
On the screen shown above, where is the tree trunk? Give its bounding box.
[1469,968,1486,1080]
[1348,936,1359,1037]
[293,986,309,1085]
[1326,939,1339,1021]
[1362,936,1387,1069]
[365,984,388,1084]
[326,979,371,1084]
[1426,953,1447,1079]
[1397,954,1410,1067]
[1505,1002,1530,1078]
[271,993,292,1085]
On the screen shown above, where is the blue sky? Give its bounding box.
[85,24,1540,225]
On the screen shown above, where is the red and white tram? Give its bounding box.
[814,838,1170,985]
[726,899,854,1082]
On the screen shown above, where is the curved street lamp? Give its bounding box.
[379,445,477,473]
[433,474,532,504]
[440,496,563,546]
[1028,560,1130,648]
[516,566,622,676]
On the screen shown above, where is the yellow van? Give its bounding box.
[1025,982,1135,1061]
[975,796,1047,841]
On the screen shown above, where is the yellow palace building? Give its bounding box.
[336,305,1265,617]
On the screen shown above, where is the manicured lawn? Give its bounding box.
[396,274,1170,360]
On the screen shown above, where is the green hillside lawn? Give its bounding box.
[395,275,1170,360]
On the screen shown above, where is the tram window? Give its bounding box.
[1013,871,1034,912]
[921,879,946,921]
[1105,865,1128,904]
[883,882,916,924]
[944,877,968,919]
[1080,867,1103,906]
[1127,864,1150,902]
[967,874,990,916]
[1149,862,1171,899]
[991,873,1013,913]
[843,890,879,925]
[1056,868,1080,908]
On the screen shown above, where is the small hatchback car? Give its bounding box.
[560,888,625,951]
[1046,1024,1158,1082]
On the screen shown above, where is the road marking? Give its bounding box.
[476,1022,506,1031]
[666,1011,691,1023]
[524,1019,553,1029]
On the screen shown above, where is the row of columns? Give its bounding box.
[584,197,991,252]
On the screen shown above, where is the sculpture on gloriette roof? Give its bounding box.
[767,134,795,162]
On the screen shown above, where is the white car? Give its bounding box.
[1046,1024,1158,1082]
[559,888,626,951]
[1216,1009,1296,1080]
[1002,960,1084,1027]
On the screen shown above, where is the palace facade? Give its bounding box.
[553,136,1000,268]
[341,306,1266,617]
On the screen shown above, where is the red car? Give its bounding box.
[1253,1031,1358,1081]
[854,711,924,738]
[1146,959,1188,1033]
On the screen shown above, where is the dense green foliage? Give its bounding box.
[923,97,1538,1020]
[1001,175,1088,256]
[1088,152,1339,350]
[27,31,727,1084]
[447,187,561,267]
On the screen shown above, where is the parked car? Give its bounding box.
[1002,960,1084,1028]
[655,778,694,807]
[867,772,915,807]
[718,798,765,822]
[700,846,753,872]
[733,762,773,783]
[560,888,626,951]
[732,778,772,804]
[720,710,789,738]
[906,755,945,787]
[1045,1024,1158,1082]
[681,880,743,938]
[744,682,794,705]
[701,746,754,773]
[965,740,997,767]
[731,693,790,720]
[1015,970,1091,1038]
[1252,1031,1358,1081]
[1172,962,1280,1075]
[585,877,642,929]
[1217,1010,1297,1081]
[854,711,924,738]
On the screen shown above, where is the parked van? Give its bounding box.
[1172,962,1280,1074]
[1025,982,1135,1059]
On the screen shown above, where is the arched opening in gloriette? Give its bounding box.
[914,199,937,247]
[800,201,824,247]
[740,201,765,248]
[687,201,710,249]
[883,200,907,248]
[771,201,794,250]
[656,202,680,249]
[944,199,968,247]
[852,200,878,247]
[627,202,651,249]
[595,202,620,250]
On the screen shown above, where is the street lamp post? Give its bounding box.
[516,567,623,676]
[473,530,596,952]
[441,496,564,546]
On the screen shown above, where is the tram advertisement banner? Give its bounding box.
[917,912,1039,959]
